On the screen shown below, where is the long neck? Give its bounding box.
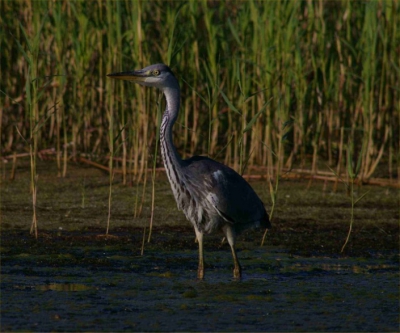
[160,86,183,187]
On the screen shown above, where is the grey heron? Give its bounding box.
[107,63,270,279]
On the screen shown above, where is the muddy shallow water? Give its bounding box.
[1,163,399,331]
[1,228,399,332]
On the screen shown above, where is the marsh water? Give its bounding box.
[1,162,399,331]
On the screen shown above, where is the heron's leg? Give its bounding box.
[194,227,204,279]
[223,226,241,279]
[229,244,242,279]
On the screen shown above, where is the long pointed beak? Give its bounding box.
[107,70,147,82]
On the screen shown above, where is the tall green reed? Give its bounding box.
[2,0,398,235]
[14,7,49,238]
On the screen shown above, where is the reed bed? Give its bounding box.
[1,0,398,183]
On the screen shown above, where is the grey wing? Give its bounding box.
[206,167,266,225]
[185,156,266,225]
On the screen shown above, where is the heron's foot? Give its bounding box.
[233,266,242,280]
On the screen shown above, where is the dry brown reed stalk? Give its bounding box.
[106,171,115,236]
[141,226,146,256]
[30,174,38,239]
[147,97,163,242]
[10,152,17,181]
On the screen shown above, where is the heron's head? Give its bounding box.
[107,63,178,90]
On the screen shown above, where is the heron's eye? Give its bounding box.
[153,70,160,76]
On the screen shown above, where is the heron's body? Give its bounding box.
[108,63,270,279]
[172,155,268,235]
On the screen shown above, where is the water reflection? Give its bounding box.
[283,262,396,274]
[35,283,94,291]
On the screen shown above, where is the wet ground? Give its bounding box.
[1,162,399,331]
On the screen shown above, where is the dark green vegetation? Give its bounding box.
[1,161,399,331]
[1,1,399,181]
[1,161,398,256]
